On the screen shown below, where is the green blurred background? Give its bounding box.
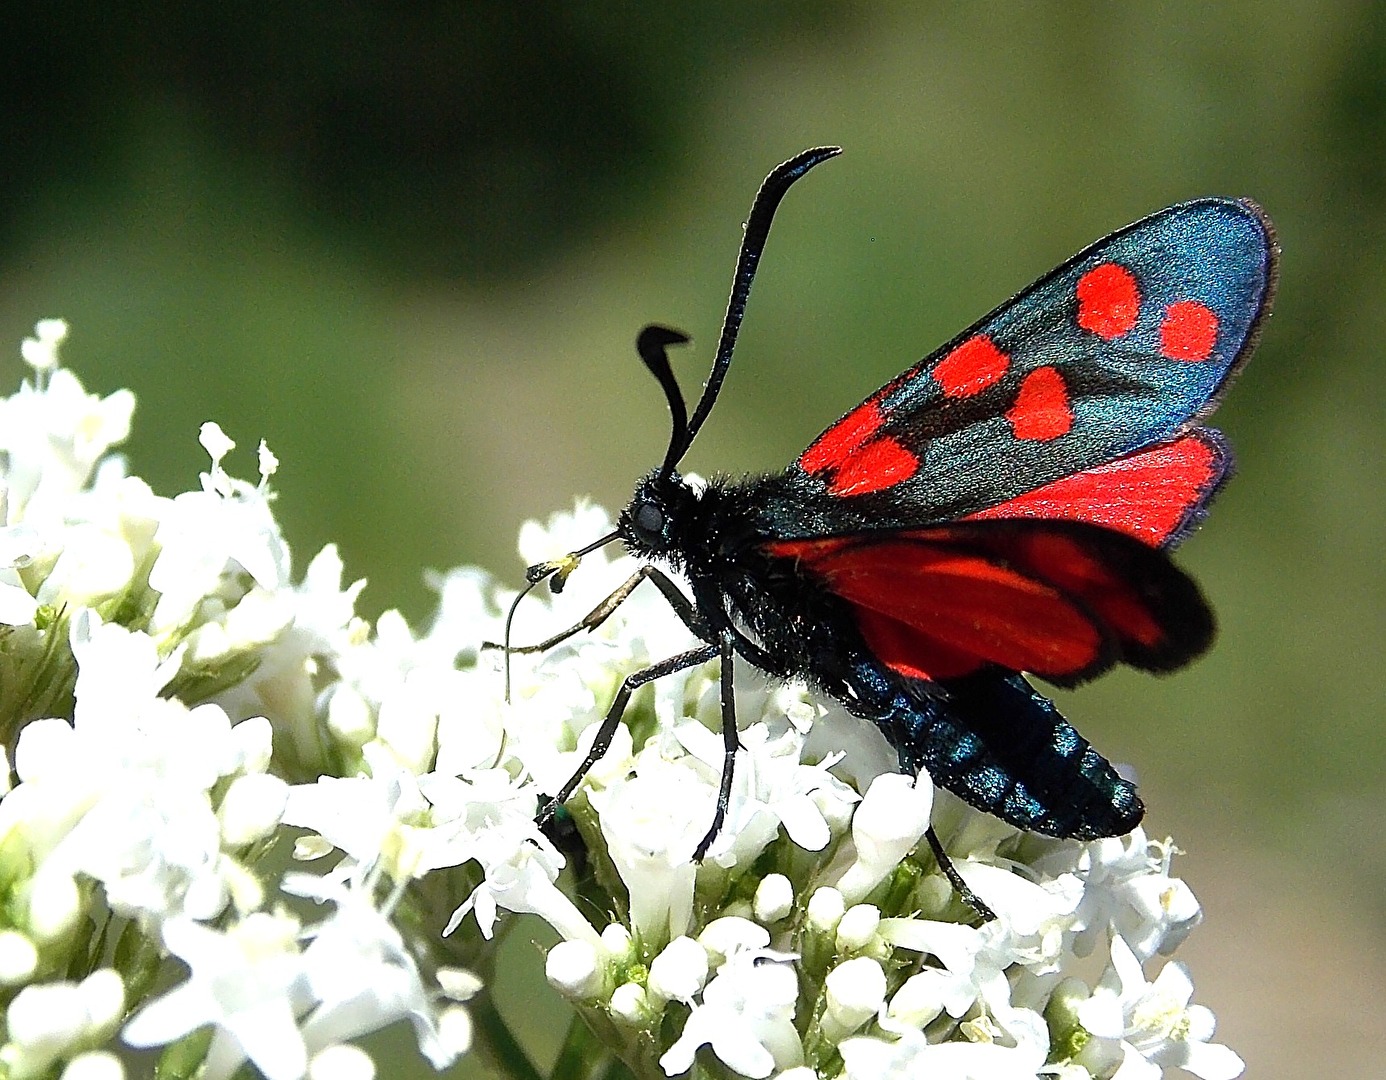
[1,3,1381,1076]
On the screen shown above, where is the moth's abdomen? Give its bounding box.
[846,658,1144,840]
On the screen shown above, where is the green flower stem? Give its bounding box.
[469,991,548,1080]
[551,1013,624,1080]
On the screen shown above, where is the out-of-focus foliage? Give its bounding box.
[0,1,843,278]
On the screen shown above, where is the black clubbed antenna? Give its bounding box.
[636,324,692,481]
[679,146,842,456]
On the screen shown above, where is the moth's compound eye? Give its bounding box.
[635,502,664,538]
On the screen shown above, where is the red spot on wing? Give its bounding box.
[824,435,919,496]
[1076,263,1140,339]
[799,398,920,497]
[1160,300,1219,361]
[931,335,1010,397]
[799,400,885,474]
[1007,367,1073,441]
[965,434,1224,546]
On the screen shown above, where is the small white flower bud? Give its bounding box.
[60,1051,124,1080]
[438,1006,473,1057]
[309,1044,375,1080]
[437,968,482,1002]
[885,970,947,1030]
[720,898,754,922]
[648,936,708,1002]
[754,874,795,924]
[326,685,376,746]
[806,886,846,933]
[218,773,289,847]
[775,1068,819,1080]
[375,671,440,775]
[231,717,274,775]
[697,917,770,965]
[0,931,38,984]
[26,870,81,942]
[294,835,334,860]
[600,923,634,961]
[546,940,605,1000]
[834,773,933,903]
[184,866,232,922]
[221,860,264,916]
[77,969,124,1036]
[823,956,887,1037]
[835,904,881,951]
[609,981,651,1026]
[7,980,86,1053]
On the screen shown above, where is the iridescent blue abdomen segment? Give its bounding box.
[847,657,1143,839]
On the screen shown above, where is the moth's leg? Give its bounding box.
[693,635,740,861]
[924,826,995,923]
[537,642,721,826]
[487,565,706,654]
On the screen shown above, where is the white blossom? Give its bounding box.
[1077,935,1243,1080]
[123,914,307,1080]
[659,946,803,1079]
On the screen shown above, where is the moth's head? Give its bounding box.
[619,469,697,561]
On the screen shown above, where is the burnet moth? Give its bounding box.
[500,147,1276,915]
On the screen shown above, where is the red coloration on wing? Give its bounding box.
[767,519,1209,686]
[965,432,1225,546]
[1007,367,1073,441]
[931,335,1010,397]
[977,527,1164,649]
[824,435,919,496]
[798,400,884,474]
[769,533,1107,681]
[799,399,920,497]
[851,608,982,682]
[1076,263,1140,339]
[1160,300,1219,361]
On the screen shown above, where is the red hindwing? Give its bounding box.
[765,520,1212,686]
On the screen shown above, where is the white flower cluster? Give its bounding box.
[0,321,1243,1080]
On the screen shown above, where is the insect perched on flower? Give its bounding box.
[501,147,1276,914]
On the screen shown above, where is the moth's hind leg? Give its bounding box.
[496,568,741,862]
[693,635,738,861]
[537,642,721,830]
[923,826,995,923]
